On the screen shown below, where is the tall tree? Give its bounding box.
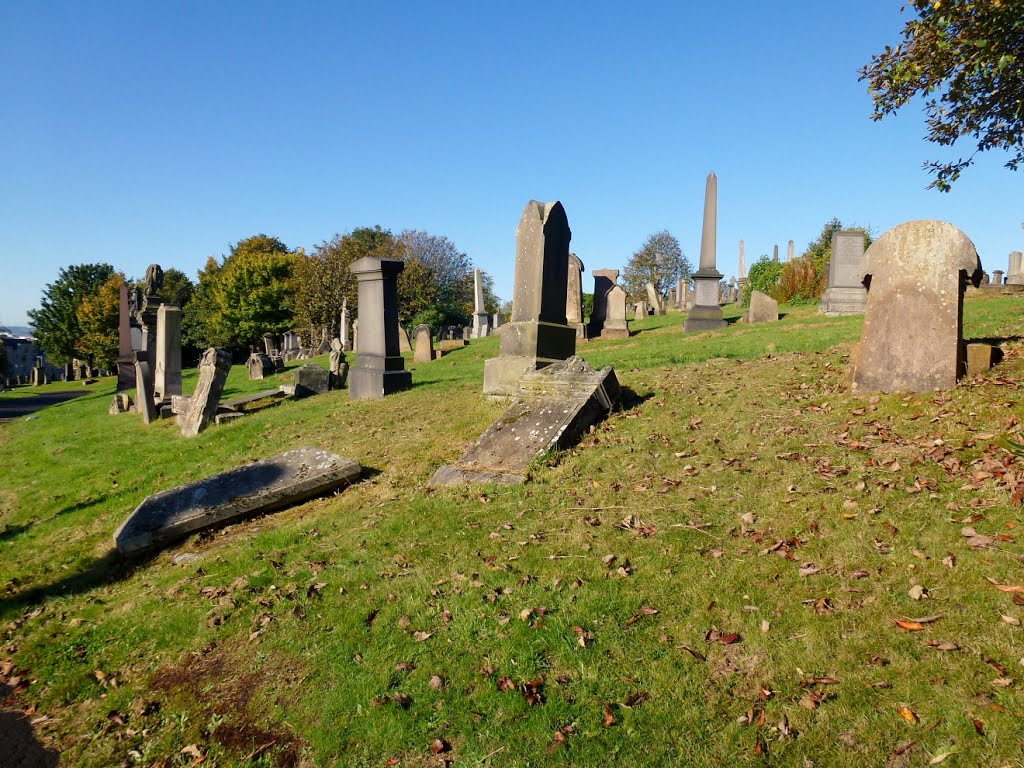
[622,231,691,301]
[397,230,479,327]
[293,226,406,341]
[28,263,116,365]
[160,267,195,310]
[76,273,125,369]
[184,236,299,353]
[860,1,1024,190]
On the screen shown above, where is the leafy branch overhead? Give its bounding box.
[860,0,1024,191]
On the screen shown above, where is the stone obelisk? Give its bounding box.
[787,240,795,262]
[737,239,749,292]
[684,172,727,332]
[472,269,491,338]
[773,244,779,263]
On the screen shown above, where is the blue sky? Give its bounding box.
[2,1,1021,327]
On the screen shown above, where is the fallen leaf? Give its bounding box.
[894,619,926,631]
[986,577,1024,594]
[413,631,433,642]
[929,746,956,764]
[1000,615,1021,626]
[602,703,616,727]
[896,706,919,723]
[907,585,927,601]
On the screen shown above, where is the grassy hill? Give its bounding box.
[1,295,1023,767]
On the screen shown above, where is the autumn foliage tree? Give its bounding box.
[183,235,299,354]
[28,263,117,365]
[76,272,125,368]
[860,0,1024,190]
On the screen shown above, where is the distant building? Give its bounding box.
[0,331,63,383]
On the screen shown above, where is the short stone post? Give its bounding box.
[154,304,182,400]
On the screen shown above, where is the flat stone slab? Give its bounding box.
[220,389,285,409]
[114,448,362,555]
[430,356,618,486]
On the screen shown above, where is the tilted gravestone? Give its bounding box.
[744,290,778,323]
[294,364,329,398]
[645,282,665,316]
[483,200,576,398]
[180,348,232,437]
[398,326,412,353]
[588,268,618,337]
[413,324,436,363]
[432,357,619,485]
[602,285,629,339]
[634,300,648,321]
[349,258,412,400]
[328,338,348,390]
[819,230,868,316]
[113,447,362,555]
[566,253,586,338]
[851,220,982,393]
[134,359,157,424]
[684,172,727,332]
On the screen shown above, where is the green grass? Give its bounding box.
[2,295,1023,767]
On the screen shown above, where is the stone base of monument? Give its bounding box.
[683,304,727,332]
[600,325,629,340]
[483,321,577,397]
[819,286,867,316]
[967,343,996,375]
[431,356,619,486]
[349,361,412,400]
[113,447,362,556]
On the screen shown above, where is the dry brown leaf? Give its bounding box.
[894,619,925,631]
[896,706,919,723]
[986,577,1024,594]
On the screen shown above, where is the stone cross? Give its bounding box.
[851,220,982,392]
[348,258,412,399]
[180,348,232,437]
[483,200,576,397]
[154,303,182,401]
[413,324,435,363]
[819,230,868,316]
[566,252,586,338]
[683,171,727,332]
[588,269,619,337]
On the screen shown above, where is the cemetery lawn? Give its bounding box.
[2,294,1023,767]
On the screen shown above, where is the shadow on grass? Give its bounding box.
[1,549,158,616]
[0,685,60,768]
[616,386,653,412]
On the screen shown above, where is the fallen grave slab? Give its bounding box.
[430,356,618,485]
[114,447,362,555]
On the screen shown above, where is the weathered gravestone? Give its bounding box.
[851,220,982,393]
[819,230,868,316]
[483,201,576,398]
[602,285,629,339]
[116,282,136,391]
[109,392,133,415]
[967,344,995,376]
[472,268,492,339]
[180,348,232,437]
[432,357,619,485]
[744,290,779,323]
[113,447,362,555]
[294,364,329,398]
[634,300,648,321]
[588,269,619,337]
[262,333,277,356]
[328,339,349,390]
[566,253,587,338]
[667,288,677,309]
[154,303,182,400]
[1007,252,1023,285]
[992,269,1005,286]
[398,326,412,353]
[349,257,412,400]
[684,172,727,332]
[134,360,157,423]
[413,324,436,363]
[247,352,274,380]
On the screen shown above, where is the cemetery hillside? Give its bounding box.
[4,3,1024,767]
[2,287,1024,766]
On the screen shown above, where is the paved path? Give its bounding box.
[0,391,86,422]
